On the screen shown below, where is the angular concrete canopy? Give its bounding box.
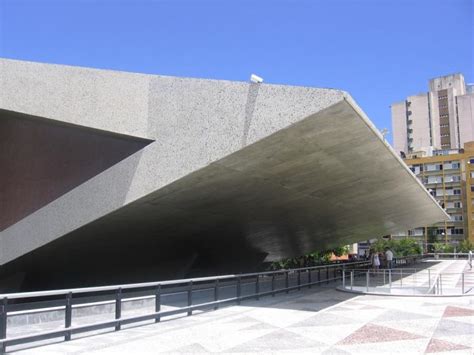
[0,59,448,289]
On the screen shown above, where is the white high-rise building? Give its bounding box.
[392,74,474,155]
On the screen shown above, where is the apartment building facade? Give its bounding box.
[399,142,474,246]
[392,74,474,155]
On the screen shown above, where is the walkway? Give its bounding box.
[7,281,474,353]
[395,259,474,294]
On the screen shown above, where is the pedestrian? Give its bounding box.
[372,250,380,271]
[385,248,394,269]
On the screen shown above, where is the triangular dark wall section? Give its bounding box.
[0,109,152,231]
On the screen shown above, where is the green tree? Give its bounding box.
[459,239,474,252]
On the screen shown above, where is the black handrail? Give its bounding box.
[0,260,373,353]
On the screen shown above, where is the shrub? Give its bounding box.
[458,239,473,253]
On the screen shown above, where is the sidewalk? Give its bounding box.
[8,277,474,354]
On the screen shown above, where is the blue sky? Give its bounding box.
[1,0,472,143]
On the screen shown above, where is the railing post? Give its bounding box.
[326,267,329,284]
[318,268,321,283]
[115,288,122,331]
[440,274,443,295]
[389,270,392,290]
[0,297,7,355]
[366,271,370,292]
[155,284,161,323]
[342,270,346,288]
[65,292,72,341]
[428,269,431,289]
[461,273,464,294]
[255,275,260,300]
[308,269,312,288]
[237,276,242,305]
[297,270,301,291]
[350,271,354,290]
[285,271,289,293]
[187,281,193,315]
[400,269,403,287]
[214,279,219,310]
[271,273,275,297]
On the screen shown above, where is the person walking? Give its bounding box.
[372,251,380,271]
[385,248,394,269]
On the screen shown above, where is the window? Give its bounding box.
[452,215,463,221]
[469,158,474,164]
[454,189,461,195]
[454,202,462,208]
[445,175,461,182]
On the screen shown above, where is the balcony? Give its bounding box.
[445,207,463,214]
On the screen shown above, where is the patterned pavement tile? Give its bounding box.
[289,311,362,327]
[433,318,474,337]
[242,308,314,328]
[329,308,386,323]
[286,323,364,346]
[226,329,326,352]
[240,322,278,331]
[333,338,430,354]
[321,346,353,355]
[337,323,424,345]
[432,334,474,348]
[425,338,471,353]
[373,309,437,322]
[371,318,440,338]
[224,315,260,324]
[442,306,474,318]
[443,315,474,325]
[169,343,210,353]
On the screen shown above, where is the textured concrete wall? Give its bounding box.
[0,59,151,139]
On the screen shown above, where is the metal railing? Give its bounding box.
[0,260,370,353]
[424,252,469,260]
[341,268,472,296]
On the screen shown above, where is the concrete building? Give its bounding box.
[392,73,474,154]
[396,142,474,247]
[0,59,448,291]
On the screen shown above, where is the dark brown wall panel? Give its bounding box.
[0,110,151,231]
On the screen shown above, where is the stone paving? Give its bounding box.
[6,260,474,354]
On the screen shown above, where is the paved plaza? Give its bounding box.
[6,260,474,354]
